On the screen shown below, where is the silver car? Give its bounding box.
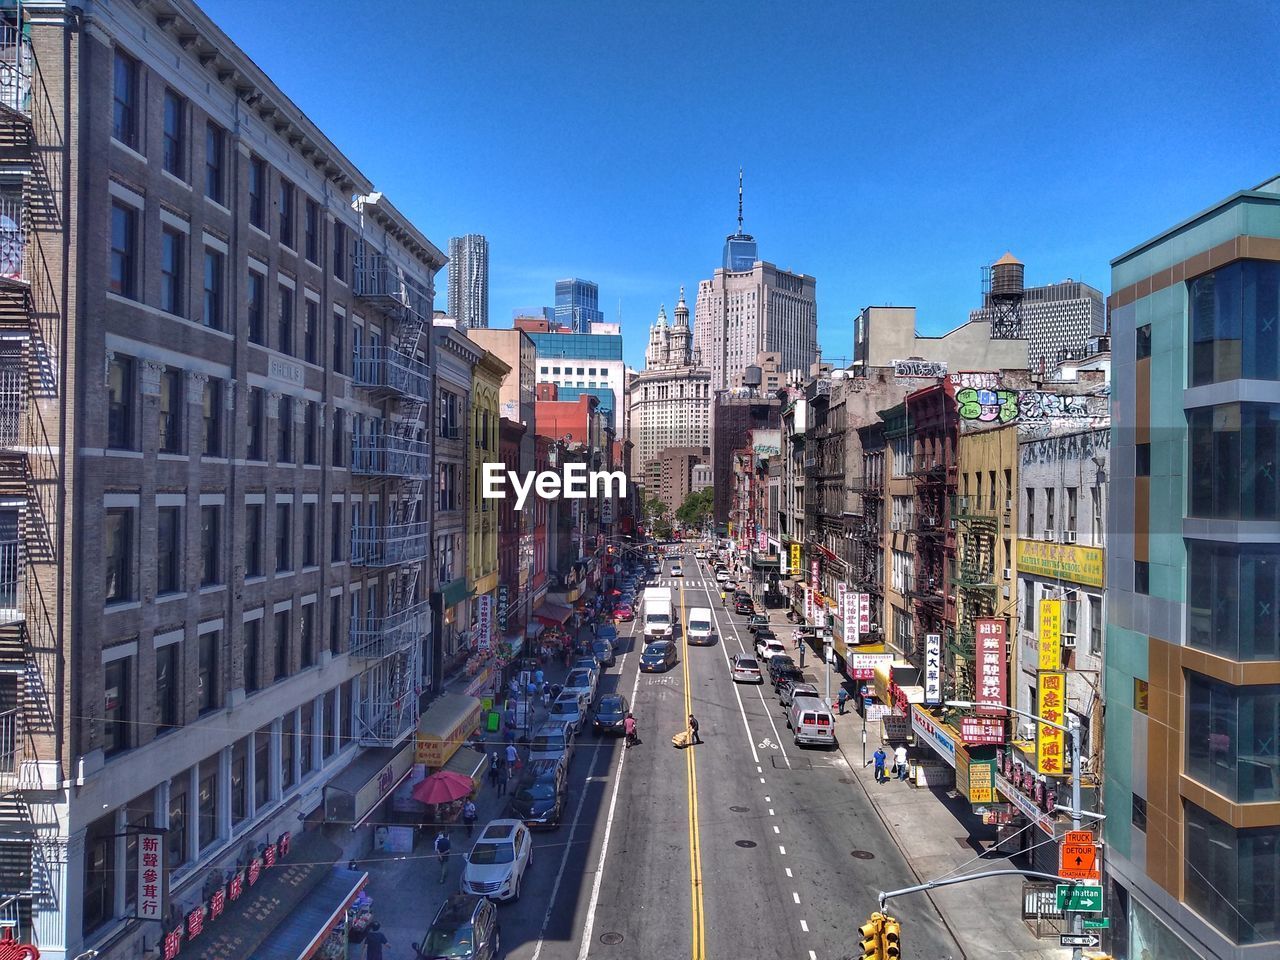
[528,722,574,770]
[547,692,585,735]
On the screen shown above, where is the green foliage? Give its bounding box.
[675,488,714,529]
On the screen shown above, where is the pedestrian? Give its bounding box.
[623,713,638,748]
[498,760,511,796]
[488,752,500,788]
[434,830,452,883]
[895,744,910,782]
[542,681,552,707]
[688,714,702,744]
[534,667,545,688]
[873,746,888,783]
[526,679,538,700]
[462,798,478,836]
[362,921,389,960]
[505,741,519,773]
[837,688,850,715]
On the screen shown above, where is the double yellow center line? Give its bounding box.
[679,576,707,959]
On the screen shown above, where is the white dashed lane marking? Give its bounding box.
[800,920,809,932]
[779,845,786,855]
[792,892,800,904]
[773,825,780,834]
[785,868,792,878]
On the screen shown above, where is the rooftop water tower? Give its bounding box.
[987,251,1025,339]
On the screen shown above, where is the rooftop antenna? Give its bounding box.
[737,167,744,235]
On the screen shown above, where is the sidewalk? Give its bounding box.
[764,606,1070,960]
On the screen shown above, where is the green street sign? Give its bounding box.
[1082,918,1111,929]
[1056,884,1104,912]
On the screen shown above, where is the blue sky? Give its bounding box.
[204,0,1280,370]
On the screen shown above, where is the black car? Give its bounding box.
[595,624,620,652]
[509,758,568,829]
[414,894,500,960]
[754,627,778,644]
[734,598,755,615]
[591,639,616,668]
[733,590,752,602]
[593,693,630,735]
[746,615,770,633]
[767,653,797,681]
[773,665,805,691]
[640,641,678,673]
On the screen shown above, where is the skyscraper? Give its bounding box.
[723,168,758,271]
[448,234,490,329]
[555,278,604,333]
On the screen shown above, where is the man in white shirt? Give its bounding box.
[894,744,910,782]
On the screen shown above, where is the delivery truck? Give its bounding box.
[643,587,673,638]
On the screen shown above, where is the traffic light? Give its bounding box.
[881,916,901,959]
[857,912,884,960]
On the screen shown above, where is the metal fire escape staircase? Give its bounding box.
[948,496,999,703]
[350,242,434,745]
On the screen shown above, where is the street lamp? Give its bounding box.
[946,699,1090,960]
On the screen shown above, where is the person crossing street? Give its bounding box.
[688,713,702,744]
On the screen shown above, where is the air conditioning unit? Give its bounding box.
[1063,531,1078,544]
[1004,499,1013,514]
[949,519,958,530]
[890,521,903,532]
[1062,632,1078,649]
[958,496,970,511]
[1018,721,1037,741]
[1042,529,1057,542]
[1002,585,1010,599]
[1002,568,1012,580]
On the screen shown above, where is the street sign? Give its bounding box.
[1056,884,1103,912]
[1082,918,1111,929]
[1059,831,1099,881]
[1059,933,1102,948]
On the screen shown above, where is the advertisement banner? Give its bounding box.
[496,584,510,632]
[1016,540,1104,588]
[961,716,1006,745]
[601,497,615,525]
[790,543,802,573]
[779,545,789,575]
[974,618,1007,718]
[476,595,493,651]
[837,581,847,609]
[924,633,942,704]
[1036,671,1067,776]
[842,590,859,649]
[757,526,767,552]
[858,593,871,634]
[810,558,820,594]
[1039,599,1062,671]
[968,757,996,804]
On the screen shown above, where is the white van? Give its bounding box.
[686,607,715,646]
[787,699,836,747]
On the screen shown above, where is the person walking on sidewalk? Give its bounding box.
[505,741,519,771]
[434,830,452,883]
[895,744,910,782]
[873,746,888,783]
[688,714,702,744]
[498,759,511,796]
[488,752,500,789]
[362,921,389,960]
[462,798,478,836]
[837,688,850,715]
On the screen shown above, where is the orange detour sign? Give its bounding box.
[1060,830,1099,881]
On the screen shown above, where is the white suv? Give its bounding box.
[462,819,534,901]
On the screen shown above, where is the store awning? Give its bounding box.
[248,867,367,960]
[533,602,574,625]
[435,577,472,609]
[323,739,416,830]
[441,744,488,783]
[415,692,483,769]
[751,552,780,569]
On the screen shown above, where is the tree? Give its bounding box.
[675,488,714,530]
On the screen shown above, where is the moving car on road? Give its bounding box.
[460,820,534,902]
[686,607,715,646]
[640,640,678,672]
[415,894,500,960]
[731,655,764,683]
[670,562,683,577]
[613,602,634,622]
[510,759,567,829]
[593,694,629,735]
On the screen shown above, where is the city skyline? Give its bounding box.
[200,0,1280,370]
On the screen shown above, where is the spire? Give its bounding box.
[674,286,690,328]
[737,168,744,235]
[656,303,668,326]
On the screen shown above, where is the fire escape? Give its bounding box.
[906,451,950,647]
[349,238,433,745]
[846,474,883,627]
[949,493,1000,703]
[0,6,63,938]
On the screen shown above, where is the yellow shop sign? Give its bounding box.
[1016,540,1104,588]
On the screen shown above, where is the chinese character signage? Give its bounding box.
[967,757,996,804]
[137,831,164,921]
[601,497,615,525]
[1039,599,1061,670]
[475,594,493,651]
[836,581,847,609]
[924,633,942,704]
[757,526,767,552]
[858,593,871,634]
[842,589,859,649]
[789,542,801,574]
[961,716,1005,745]
[496,584,509,632]
[810,559,820,594]
[974,618,1006,719]
[1016,540,1104,588]
[1036,671,1066,775]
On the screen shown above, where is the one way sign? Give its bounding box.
[1060,932,1102,948]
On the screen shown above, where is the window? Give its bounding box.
[303,503,317,567]
[1136,323,1152,360]
[244,617,262,693]
[329,593,342,655]
[274,611,290,681]
[109,202,138,299]
[1190,260,1280,386]
[1045,488,1055,534]
[330,500,344,562]
[281,712,296,790]
[324,688,338,758]
[197,629,218,712]
[276,503,292,572]
[333,222,347,281]
[1185,806,1280,946]
[254,727,271,809]
[112,49,139,147]
[122,792,154,915]
[1136,443,1151,477]
[1135,560,1150,595]
[197,756,218,851]
[304,300,319,364]
[202,249,224,329]
[304,199,320,263]
[1187,540,1280,660]
[1131,793,1147,832]
[1024,487,1035,536]
[155,642,180,732]
[331,408,345,467]
[1022,579,1035,630]
[247,387,265,460]
[277,284,294,355]
[103,657,130,755]
[230,739,247,825]
[1066,486,1078,535]
[162,89,185,177]
[1088,595,1102,654]
[158,366,183,453]
[244,503,264,581]
[202,377,223,457]
[248,157,266,229]
[341,681,352,747]
[1091,488,1103,544]
[157,506,182,595]
[84,816,115,934]
[1134,678,1149,714]
[332,313,345,373]
[278,179,295,248]
[105,508,134,604]
[160,228,184,316]
[200,505,221,586]
[247,271,265,344]
[304,402,318,465]
[167,777,188,868]
[278,395,294,463]
[204,122,225,204]
[300,702,315,776]
[300,604,315,669]
[1189,402,1280,520]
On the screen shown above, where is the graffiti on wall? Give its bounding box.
[949,371,1002,391]
[893,359,948,379]
[1020,427,1110,466]
[957,387,1019,423]
[1017,391,1089,421]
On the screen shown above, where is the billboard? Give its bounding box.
[1036,671,1066,776]
[974,618,1007,719]
[924,633,942,704]
[1016,540,1104,588]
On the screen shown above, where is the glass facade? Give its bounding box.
[1184,801,1280,944]
[526,332,622,361]
[1186,671,1280,803]
[554,278,604,333]
[1187,402,1280,520]
[1187,540,1280,660]
[723,233,759,271]
[1189,260,1280,386]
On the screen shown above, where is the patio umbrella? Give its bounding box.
[411,770,475,806]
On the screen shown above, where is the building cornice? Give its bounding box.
[358,193,447,272]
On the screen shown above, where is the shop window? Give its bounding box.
[1185,800,1280,944]
[254,727,271,809]
[83,813,116,935]
[197,755,219,851]
[231,738,247,826]
[167,778,188,869]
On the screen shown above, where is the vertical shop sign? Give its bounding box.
[1036,671,1067,775]
[924,633,942,704]
[1039,599,1062,670]
[975,618,1007,716]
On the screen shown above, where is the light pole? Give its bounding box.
[947,699,1086,960]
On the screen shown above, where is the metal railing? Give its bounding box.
[908,454,948,477]
[353,346,430,400]
[351,434,431,478]
[0,24,31,117]
[352,247,431,323]
[351,521,430,568]
[349,600,430,660]
[0,540,18,623]
[902,572,945,602]
[0,707,19,773]
[0,367,23,449]
[0,191,25,283]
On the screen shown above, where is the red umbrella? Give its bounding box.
[411,770,475,805]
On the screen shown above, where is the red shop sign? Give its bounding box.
[0,926,39,960]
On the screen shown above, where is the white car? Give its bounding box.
[670,563,683,577]
[695,550,706,560]
[715,569,731,583]
[563,668,597,704]
[731,655,764,683]
[756,637,787,662]
[547,692,586,734]
[461,819,534,901]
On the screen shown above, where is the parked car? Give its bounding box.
[593,694,629,735]
[715,569,731,583]
[754,627,778,645]
[779,680,820,708]
[640,640,678,673]
[788,699,837,747]
[746,615,770,633]
[572,657,600,676]
[695,550,707,559]
[755,637,787,662]
[528,722,574,770]
[730,655,764,684]
[460,820,534,902]
[734,597,755,615]
[595,624,620,651]
[509,758,567,829]
[547,692,586,735]
[414,895,500,960]
[591,639,616,668]
[563,668,597,703]
[772,666,805,693]
[613,603,634,622]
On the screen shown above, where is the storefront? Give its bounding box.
[532,601,574,628]
[910,704,958,788]
[322,739,417,834]
[415,693,484,771]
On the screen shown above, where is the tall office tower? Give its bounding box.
[554,278,604,333]
[968,253,1106,370]
[629,291,712,469]
[693,176,817,390]
[448,234,490,329]
[527,328,625,431]
[1104,175,1280,960]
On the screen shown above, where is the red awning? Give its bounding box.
[533,602,574,625]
